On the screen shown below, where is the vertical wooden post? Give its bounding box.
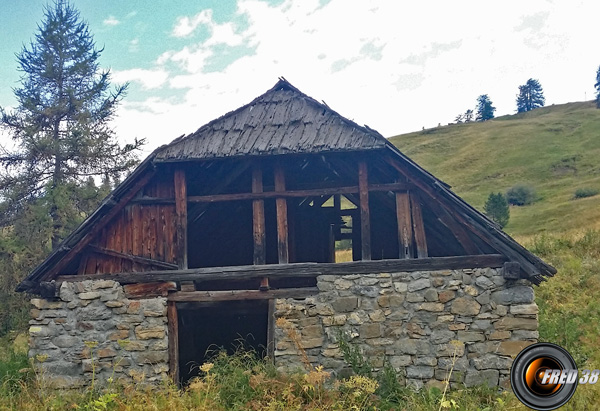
[267,299,275,361]
[274,163,289,264]
[252,165,268,290]
[396,190,414,259]
[358,161,371,261]
[174,169,188,269]
[410,195,428,258]
[167,301,179,384]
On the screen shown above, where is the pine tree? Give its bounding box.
[484,193,510,228]
[516,78,545,112]
[475,95,495,121]
[0,1,143,249]
[595,66,600,108]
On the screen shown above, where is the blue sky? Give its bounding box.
[1,0,598,152]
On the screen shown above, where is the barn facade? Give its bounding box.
[19,79,555,389]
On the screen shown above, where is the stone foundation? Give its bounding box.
[273,267,537,390]
[29,266,537,389]
[28,280,168,388]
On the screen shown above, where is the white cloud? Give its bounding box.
[103,16,120,26]
[113,0,600,150]
[112,68,169,90]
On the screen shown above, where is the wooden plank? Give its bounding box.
[57,254,506,285]
[396,191,414,259]
[167,301,179,384]
[124,281,177,298]
[274,163,289,264]
[167,287,319,302]
[180,281,195,292]
[252,166,266,266]
[87,245,178,270]
[410,194,428,258]
[358,161,371,260]
[174,169,188,269]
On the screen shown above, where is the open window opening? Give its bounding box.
[176,300,269,385]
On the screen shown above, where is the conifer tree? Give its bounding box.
[475,95,495,121]
[0,1,143,249]
[484,193,510,228]
[516,78,545,112]
[594,66,600,108]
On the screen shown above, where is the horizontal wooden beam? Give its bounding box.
[167,287,319,302]
[55,254,506,286]
[124,281,177,298]
[130,182,408,205]
[88,245,178,270]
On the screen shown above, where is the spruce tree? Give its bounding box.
[0,1,143,249]
[516,78,545,112]
[475,95,495,121]
[484,193,510,228]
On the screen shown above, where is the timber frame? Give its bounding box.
[18,78,556,384]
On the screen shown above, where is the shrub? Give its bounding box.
[506,184,536,206]
[573,187,599,199]
[483,192,510,228]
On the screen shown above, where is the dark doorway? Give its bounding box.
[176,300,269,384]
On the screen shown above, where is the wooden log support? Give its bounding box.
[167,301,179,384]
[358,161,371,260]
[274,163,289,264]
[267,299,275,361]
[180,281,196,292]
[167,287,319,302]
[174,169,188,270]
[56,254,506,285]
[395,191,414,259]
[252,165,268,290]
[124,281,177,298]
[410,194,428,258]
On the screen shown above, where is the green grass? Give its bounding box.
[389,101,600,237]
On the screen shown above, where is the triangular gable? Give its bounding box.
[17,79,555,294]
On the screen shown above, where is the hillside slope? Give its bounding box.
[389,101,600,238]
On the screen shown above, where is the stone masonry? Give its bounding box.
[273,267,538,390]
[28,280,169,388]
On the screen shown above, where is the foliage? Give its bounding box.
[573,187,599,199]
[595,65,600,109]
[475,94,496,121]
[454,109,474,124]
[483,192,510,228]
[516,78,545,113]
[505,184,536,206]
[337,330,373,377]
[0,0,143,249]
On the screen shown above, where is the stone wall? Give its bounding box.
[28,280,169,388]
[273,267,538,390]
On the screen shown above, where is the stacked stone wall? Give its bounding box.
[28,280,168,388]
[274,267,537,389]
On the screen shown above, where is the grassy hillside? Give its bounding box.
[389,101,600,238]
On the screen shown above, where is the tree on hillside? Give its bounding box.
[0,0,144,249]
[516,78,545,112]
[484,192,509,228]
[595,66,600,108]
[475,95,495,121]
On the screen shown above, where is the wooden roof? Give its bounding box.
[17,79,556,294]
[155,78,388,161]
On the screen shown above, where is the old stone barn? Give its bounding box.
[19,79,555,389]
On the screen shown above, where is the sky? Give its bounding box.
[0,0,598,154]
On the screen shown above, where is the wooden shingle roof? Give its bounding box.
[155,78,388,161]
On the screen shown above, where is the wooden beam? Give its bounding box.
[88,245,178,270]
[358,161,371,260]
[41,171,155,282]
[396,191,414,259]
[274,163,289,264]
[167,301,179,384]
[174,169,188,269]
[124,281,177,298]
[267,299,275,361]
[252,165,268,290]
[167,287,319,302]
[56,254,506,285]
[410,194,428,258]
